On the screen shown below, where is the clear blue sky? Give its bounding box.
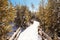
[10,0,47,11]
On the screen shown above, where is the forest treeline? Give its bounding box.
[0,0,60,40]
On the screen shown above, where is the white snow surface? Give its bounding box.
[17,21,42,40]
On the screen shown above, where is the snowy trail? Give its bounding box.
[17,21,42,40]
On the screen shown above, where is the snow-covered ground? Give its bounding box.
[17,21,42,40]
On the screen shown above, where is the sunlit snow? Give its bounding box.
[17,21,42,40]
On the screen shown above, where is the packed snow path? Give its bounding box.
[17,21,42,40]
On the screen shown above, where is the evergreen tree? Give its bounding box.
[15,5,31,29]
[37,0,60,40]
[0,0,16,40]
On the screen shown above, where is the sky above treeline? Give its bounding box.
[10,0,48,11]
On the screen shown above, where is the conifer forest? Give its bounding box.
[0,0,60,40]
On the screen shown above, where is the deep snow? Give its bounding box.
[17,21,42,40]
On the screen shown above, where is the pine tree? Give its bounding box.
[37,0,60,40]
[0,0,16,40]
[43,0,60,40]
[15,5,31,29]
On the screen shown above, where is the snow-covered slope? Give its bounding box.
[17,21,42,40]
